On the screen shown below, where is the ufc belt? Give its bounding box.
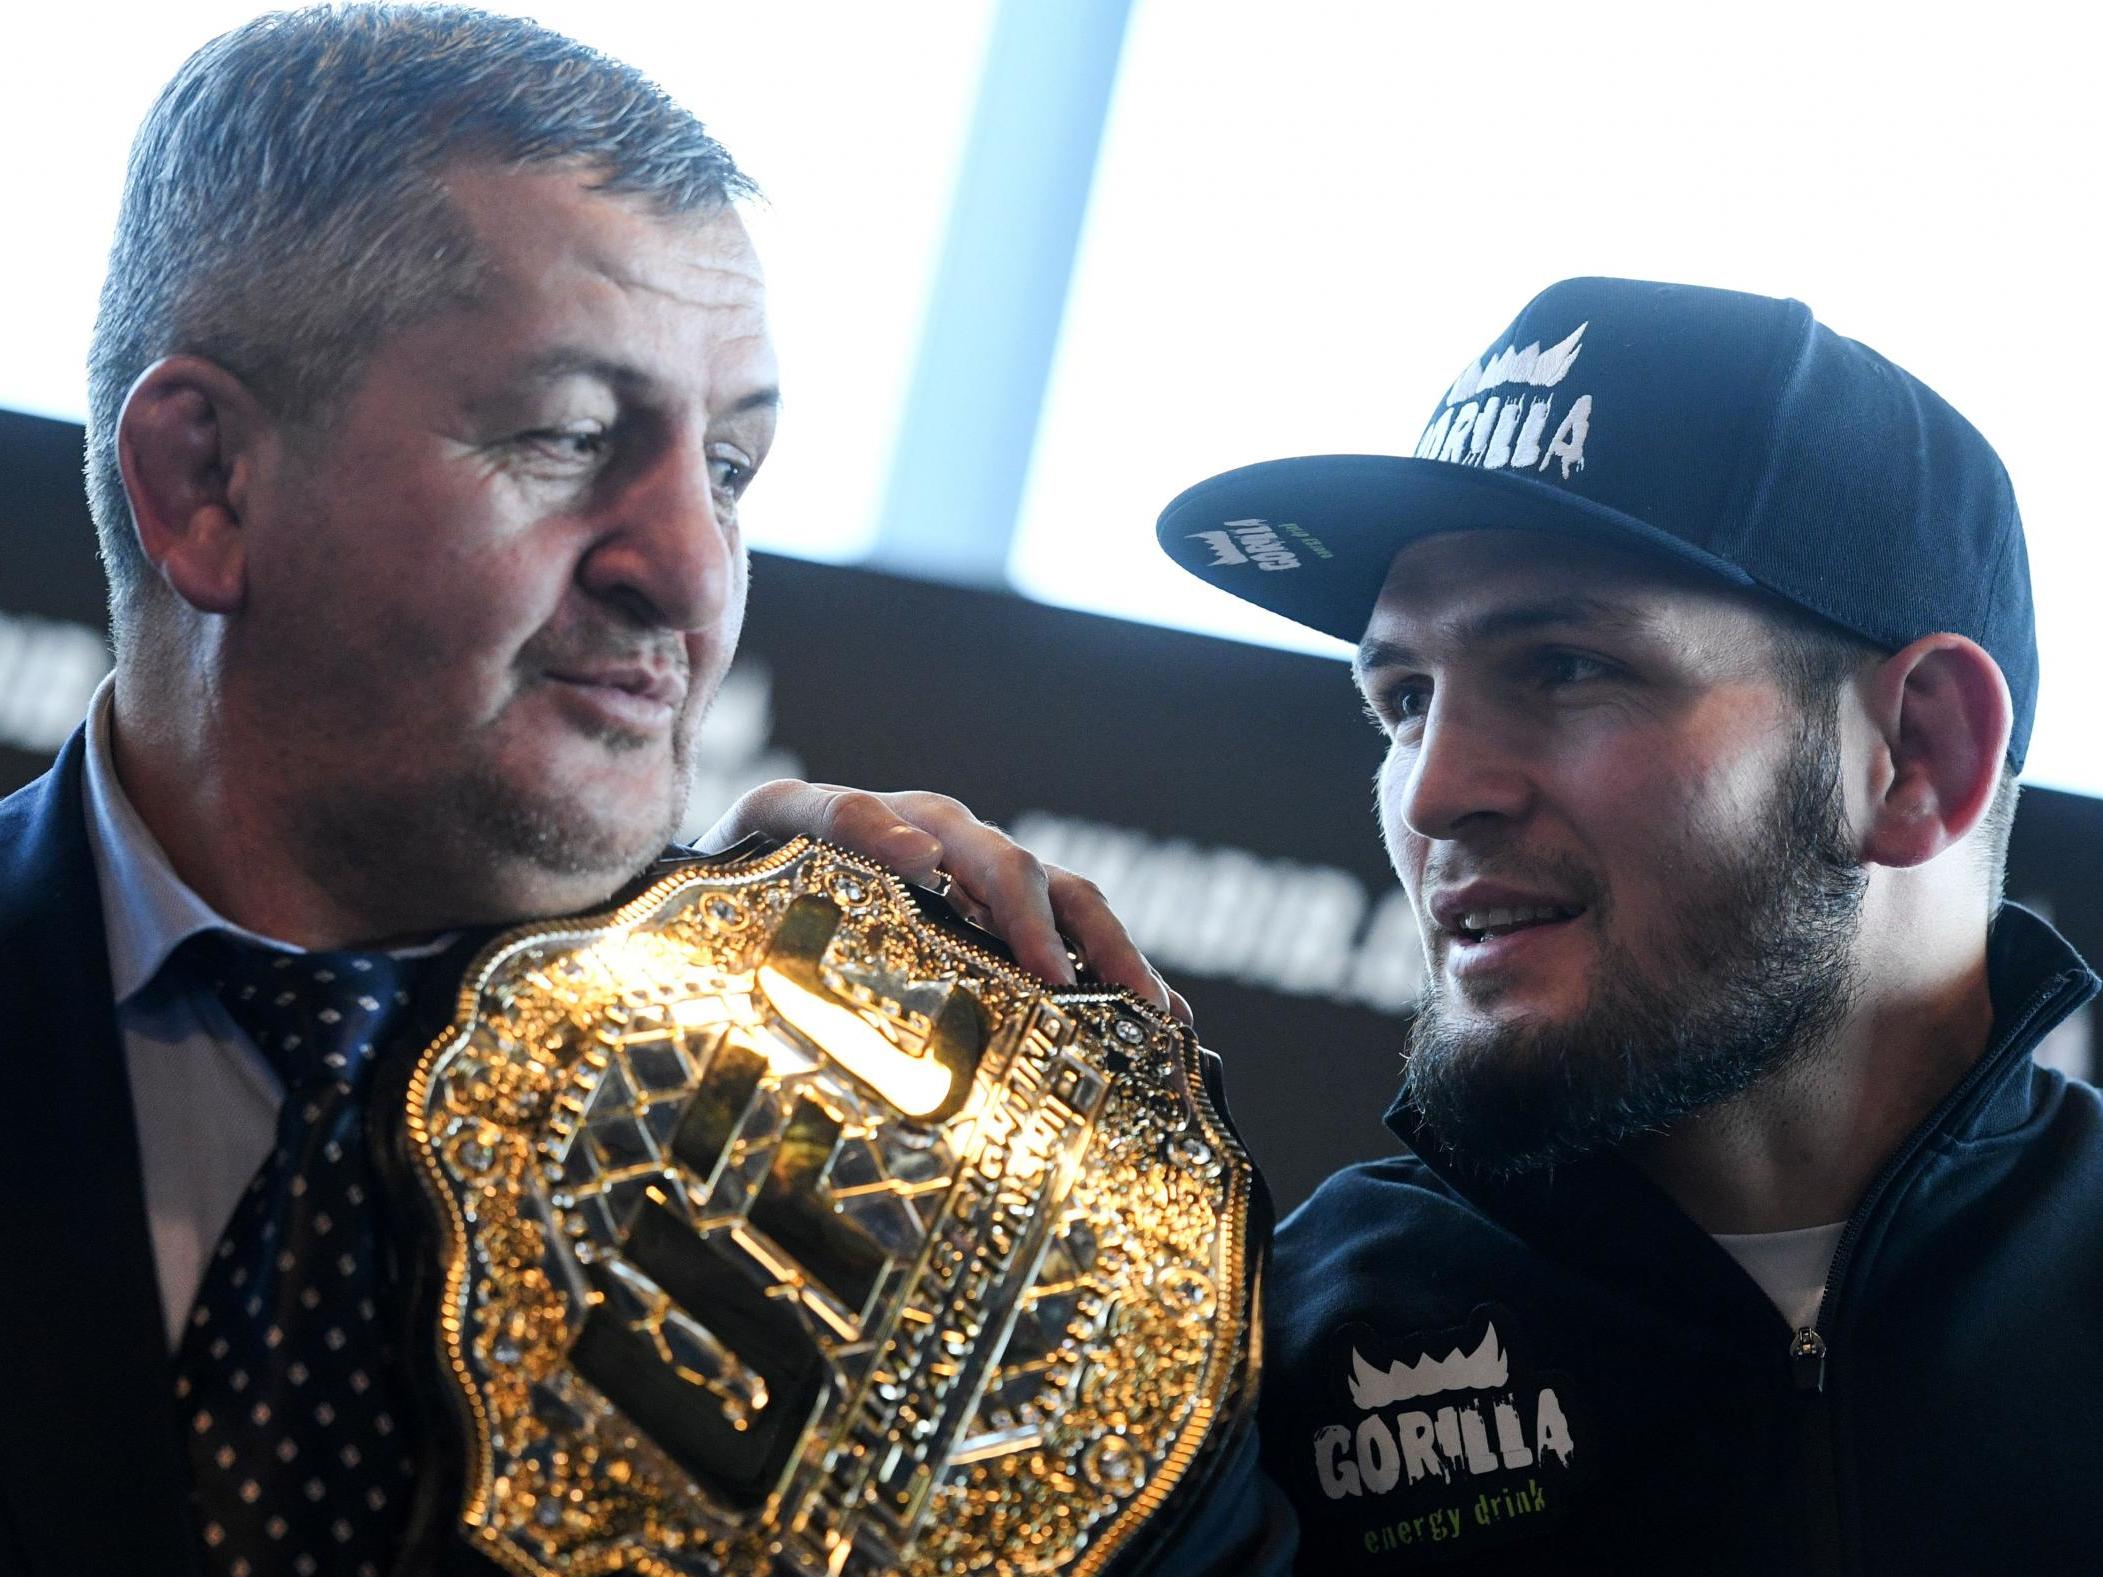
[396,838,1259,1575]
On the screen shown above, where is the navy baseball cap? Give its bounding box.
[1156,277,2038,770]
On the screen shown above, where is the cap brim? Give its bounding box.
[1155,454,1760,645]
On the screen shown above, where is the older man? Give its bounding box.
[1158,277,2100,1573]
[0,8,1269,1575]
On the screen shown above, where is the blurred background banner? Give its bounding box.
[4,1,2100,1208]
[2,407,2096,1211]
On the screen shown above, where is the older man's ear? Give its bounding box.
[116,355,271,617]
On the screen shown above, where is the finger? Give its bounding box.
[897,803,1075,987]
[1165,983,1195,1028]
[842,789,995,890]
[693,779,941,877]
[942,888,997,933]
[1043,866,1172,1014]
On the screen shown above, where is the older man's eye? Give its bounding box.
[519,424,608,461]
[708,450,756,499]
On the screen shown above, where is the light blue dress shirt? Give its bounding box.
[81,679,295,1348]
[79,678,446,1349]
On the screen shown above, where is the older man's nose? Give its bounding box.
[579,438,740,631]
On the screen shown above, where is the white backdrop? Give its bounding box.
[4,0,2098,793]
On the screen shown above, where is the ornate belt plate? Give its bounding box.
[403,838,1255,1575]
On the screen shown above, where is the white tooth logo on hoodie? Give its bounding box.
[1349,1322,1508,1407]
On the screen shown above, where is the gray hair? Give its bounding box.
[85,3,756,644]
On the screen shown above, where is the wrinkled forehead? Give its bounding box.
[444,159,765,295]
[1358,527,1778,672]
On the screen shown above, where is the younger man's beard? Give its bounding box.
[1400,712,1867,1177]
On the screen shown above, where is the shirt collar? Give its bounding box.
[79,676,296,1003]
[81,677,461,1003]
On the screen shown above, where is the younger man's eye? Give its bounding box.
[1362,678,1429,731]
[1543,651,1613,685]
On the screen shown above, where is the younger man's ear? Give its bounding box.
[1855,633,2012,870]
[115,355,270,615]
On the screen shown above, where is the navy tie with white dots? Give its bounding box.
[173,934,426,1577]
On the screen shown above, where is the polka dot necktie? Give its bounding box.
[173,934,428,1577]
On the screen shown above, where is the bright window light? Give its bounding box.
[1011,0,2103,795]
[0,1,994,565]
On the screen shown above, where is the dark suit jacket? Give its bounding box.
[0,732,203,1576]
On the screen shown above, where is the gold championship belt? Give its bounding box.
[397,837,1259,1575]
